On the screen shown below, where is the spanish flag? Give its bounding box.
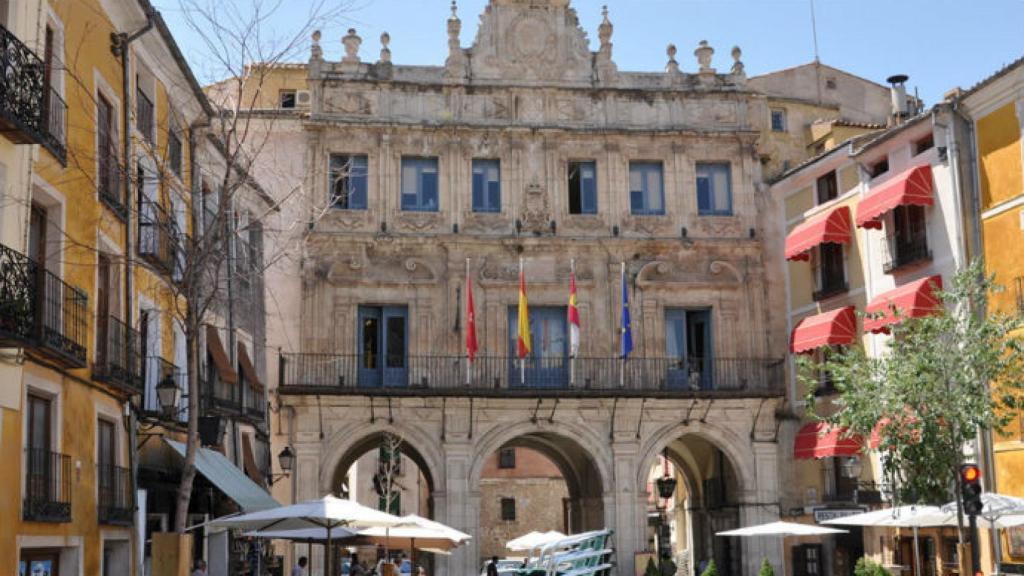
[568,262,580,358]
[517,259,532,358]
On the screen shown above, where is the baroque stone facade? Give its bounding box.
[241,2,890,575]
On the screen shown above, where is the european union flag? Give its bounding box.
[621,264,633,359]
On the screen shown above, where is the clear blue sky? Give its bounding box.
[156,0,1023,106]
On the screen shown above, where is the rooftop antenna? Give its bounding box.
[809,0,820,63]
[809,0,822,104]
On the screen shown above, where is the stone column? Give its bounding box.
[738,441,783,576]
[443,441,475,576]
[611,440,641,576]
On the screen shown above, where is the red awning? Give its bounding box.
[794,422,862,460]
[863,275,943,334]
[869,411,923,449]
[855,164,934,229]
[785,206,853,261]
[790,306,857,354]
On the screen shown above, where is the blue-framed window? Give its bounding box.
[770,109,786,132]
[401,157,439,212]
[328,154,368,210]
[696,162,732,216]
[568,161,597,214]
[472,159,501,213]
[629,161,664,215]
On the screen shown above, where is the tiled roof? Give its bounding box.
[957,55,1024,101]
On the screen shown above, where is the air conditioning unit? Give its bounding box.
[295,90,311,108]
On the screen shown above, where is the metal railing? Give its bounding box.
[881,232,931,274]
[0,242,87,367]
[23,448,72,522]
[93,316,143,394]
[279,353,785,397]
[138,199,178,274]
[97,464,132,525]
[38,267,87,367]
[97,142,125,218]
[813,277,848,301]
[0,24,66,162]
[202,370,241,414]
[244,382,265,421]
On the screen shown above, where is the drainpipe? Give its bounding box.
[950,98,1000,573]
[113,13,153,576]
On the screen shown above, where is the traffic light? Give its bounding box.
[960,464,983,516]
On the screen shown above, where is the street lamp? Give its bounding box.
[839,456,863,479]
[156,372,181,416]
[655,449,677,501]
[268,446,295,486]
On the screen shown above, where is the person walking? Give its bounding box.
[292,556,308,576]
[486,556,500,576]
[191,560,207,576]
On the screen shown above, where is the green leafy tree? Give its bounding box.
[759,558,776,576]
[700,559,719,576]
[801,262,1024,508]
[853,557,889,576]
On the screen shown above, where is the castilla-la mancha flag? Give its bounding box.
[517,263,532,358]
[465,275,478,361]
[568,270,580,358]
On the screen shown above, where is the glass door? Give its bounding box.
[508,306,568,388]
[665,309,712,390]
[358,306,407,388]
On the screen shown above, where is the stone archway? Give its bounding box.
[637,422,770,576]
[467,421,613,569]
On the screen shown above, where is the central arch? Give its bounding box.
[469,421,613,567]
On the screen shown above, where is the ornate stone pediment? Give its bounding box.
[468,0,596,84]
[324,244,439,284]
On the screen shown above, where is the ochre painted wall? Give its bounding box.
[977,102,1023,210]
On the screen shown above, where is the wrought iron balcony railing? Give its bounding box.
[202,369,241,414]
[0,24,67,162]
[97,464,132,525]
[881,232,931,274]
[279,353,785,398]
[23,448,72,522]
[138,199,178,274]
[93,316,143,394]
[243,381,265,422]
[0,243,87,367]
[813,277,848,302]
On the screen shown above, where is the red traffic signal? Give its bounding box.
[960,464,983,516]
[961,464,981,483]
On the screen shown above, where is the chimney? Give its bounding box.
[887,74,909,125]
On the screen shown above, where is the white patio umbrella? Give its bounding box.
[824,505,955,576]
[210,495,402,576]
[941,492,1024,573]
[506,530,567,551]
[716,521,847,537]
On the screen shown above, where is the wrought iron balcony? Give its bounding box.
[0,25,67,162]
[0,243,87,367]
[23,448,72,522]
[202,370,241,414]
[97,464,132,525]
[881,232,931,274]
[278,353,785,398]
[243,381,265,422]
[138,200,178,274]
[93,316,143,394]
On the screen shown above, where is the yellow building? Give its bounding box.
[0,0,273,574]
[961,56,1024,568]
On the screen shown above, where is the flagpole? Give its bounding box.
[520,257,526,387]
[570,258,576,388]
[620,262,626,389]
[465,257,471,387]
